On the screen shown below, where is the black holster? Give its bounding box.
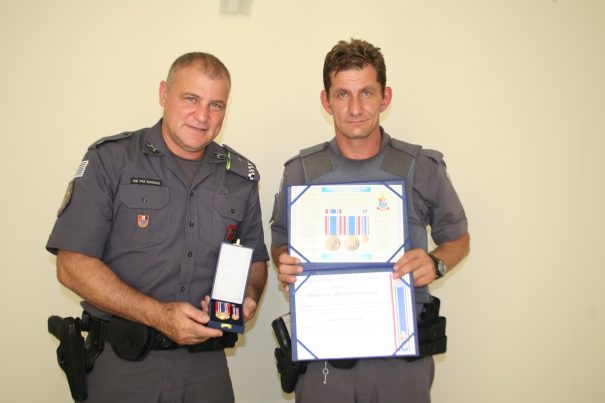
[404,296,447,361]
[48,314,101,401]
[271,317,307,393]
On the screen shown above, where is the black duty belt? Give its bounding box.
[84,312,237,362]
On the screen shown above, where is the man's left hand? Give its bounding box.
[243,297,257,321]
[392,248,436,287]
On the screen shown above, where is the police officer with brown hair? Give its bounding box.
[271,39,470,402]
[47,52,269,402]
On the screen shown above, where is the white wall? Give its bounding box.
[1,1,603,402]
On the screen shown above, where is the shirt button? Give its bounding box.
[189,221,195,227]
[187,252,193,257]
[190,191,194,197]
[180,287,186,292]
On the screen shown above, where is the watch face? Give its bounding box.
[437,261,447,277]
[431,254,446,278]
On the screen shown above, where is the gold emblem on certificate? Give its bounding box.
[377,194,390,210]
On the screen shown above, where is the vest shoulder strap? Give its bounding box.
[381,138,422,179]
[298,138,421,183]
[299,142,332,183]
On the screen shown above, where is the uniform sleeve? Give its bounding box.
[270,171,289,247]
[270,158,305,247]
[414,150,468,245]
[46,148,115,257]
[238,181,270,262]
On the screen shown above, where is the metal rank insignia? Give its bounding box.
[215,301,231,321]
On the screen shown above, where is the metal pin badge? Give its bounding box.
[145,143,161,154]
[211,152,227,160]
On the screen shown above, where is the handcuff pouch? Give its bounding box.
[107,316,153,361]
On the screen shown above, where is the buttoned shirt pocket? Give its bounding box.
[198,193,245,245]
[116,184,170,244]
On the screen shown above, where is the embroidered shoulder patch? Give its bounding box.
[57,180,74,217]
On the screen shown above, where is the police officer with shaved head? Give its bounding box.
[47,52,268,402]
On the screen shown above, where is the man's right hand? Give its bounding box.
[156,300,223,346]
[56,250,223,347]
[271,245,302,292]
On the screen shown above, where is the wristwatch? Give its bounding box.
[429,254,447,279]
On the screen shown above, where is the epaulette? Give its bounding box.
[300,142,329,157]
[389,138,422,157]
[222,144,260,182]
[283,142,330,166]
[283,154,299,166]
[420,148,444,165]
[88,131,134,150]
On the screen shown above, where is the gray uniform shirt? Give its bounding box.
[270,129,467,304]
[47,119,269,318]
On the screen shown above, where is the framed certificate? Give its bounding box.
[286,181,419,360]
[287,182,410,269]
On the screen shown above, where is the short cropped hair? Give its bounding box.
[323,39,387,95]
[167,52,231,88]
